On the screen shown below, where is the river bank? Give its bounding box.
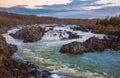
[1,24,119,78]
[0,11,120,37]
[0,11,120,78]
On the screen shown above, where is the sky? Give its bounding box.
[0,0,120,18]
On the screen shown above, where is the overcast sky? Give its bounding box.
[0,0,120,18]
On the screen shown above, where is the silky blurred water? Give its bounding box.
[16,40,120,78]
[3,24,120,78]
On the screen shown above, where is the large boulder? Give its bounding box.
[83,37,105,52]
[0,59,51,78]
[0,35,51,78]
[10,26,45,42]
[59,37,105,54]
[0,35,17,66]
[103,35,120,51]
[59,36,120,54]
[59,41,87,54]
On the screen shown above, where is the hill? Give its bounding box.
[0,11,120,36]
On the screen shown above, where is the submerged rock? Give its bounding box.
[59,36,120,54]
[10,26,45,42]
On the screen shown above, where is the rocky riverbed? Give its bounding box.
[1,24,120,78]
[9,25,80,42]
[60,36,120,54]
[0,34,53,78]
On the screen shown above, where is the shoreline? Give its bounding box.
[0,34,53,78]
[0,11,120,37]
[0,11,120,78]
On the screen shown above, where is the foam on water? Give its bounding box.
[16,40,112,78]
[2,34,24,45]
[50,74,61,78]
[3,24,106,43]
[41,24,106,41]
[2,26,24,45]
[3,24,119,78]
[53,26,72,32]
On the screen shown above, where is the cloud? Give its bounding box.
[37,6,120,18]
[96,0,120,6]
[0,0,120,10]
[0,0,72,9]
[41,0,111,10]
[0,0,120,18]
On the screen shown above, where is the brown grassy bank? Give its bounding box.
[0,11,120,36]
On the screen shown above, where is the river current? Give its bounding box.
[2,24,120,78]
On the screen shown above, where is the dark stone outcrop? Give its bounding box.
[0,59,51,78]
[83,37,105,52]
[103,35,120,51]
[0,35,51,78]
[66,31,79,39]
[0,35,17,66]
[59,41,87,54]
[59,36,120,54]
[10,26,45,42]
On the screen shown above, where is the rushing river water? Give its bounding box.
[2,24,120,78]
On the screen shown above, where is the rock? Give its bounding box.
[40,70,51,78]
[0,33,51,78]
[0,55,4,66]
[70,26,83,31]
[0,35,19,78]
[59,37,105,54]
[0,59,51,78]
[66,31,79,39]
[59,41,87,54]
[59,36,120,54]
[83,37,105,52]
[104,35,120,51]
[0,35,17,66]
[10,26,45,42]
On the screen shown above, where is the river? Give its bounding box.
[2,24,120,78]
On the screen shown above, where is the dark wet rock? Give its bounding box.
[59,41,87,54]
[0,34,51,78]
[83,37,105,52]
[0,35,17,66]
[60,37,105,54]
[40,70,51,78]
[66,31,79,39]
[103,35,120,51]
[0,59,51,78]
[60,36,120,54]
[70,26,82,31]
[10,26,45,42]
